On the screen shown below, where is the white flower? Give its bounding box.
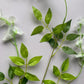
[3,25,24,42]
[73,17,84,29]
[76,39,83,47]
[75,52,84,58]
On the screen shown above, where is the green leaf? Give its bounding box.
[32,6,42,21]
[55,32,63,40]
[66,34,80,41]
[28,56,42,66]
[0,72,5,81]
[61,58,69,72]
[40,33,53,42]
[48,38,58,48]
[8,65,15,79]
[3,83,8,84]
[9,56,25,66]
[53,66,60,77]
[53,24,64,34]
[62,46,77,55]
[25,72,40,81]
[19,77,28,84]
[43,80,56,84]
[63,20,72,33]
[31,26,44,36]
[20,43,28,58]
[14,67,24,76]
[61,73,76,81]
[45,8,52,24]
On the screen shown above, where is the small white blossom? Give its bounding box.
[76,39,83,47]
[75,52,84,58]
[73,17,84,29]
[3,25,24,42]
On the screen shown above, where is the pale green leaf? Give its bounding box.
[53,24,63,34]
[14,67,24,76]
[45,8,52,24]
[61,73,76,81]
[61,58,69,72]
[43,80,56,84]
[40,33,53,42]
[25,72,40,81]
[28,56,42,66]
[31,26,44,36]
[32,6,42,21]
[53,66,60,77]
[9,56,25,66]
[20,43,28,58]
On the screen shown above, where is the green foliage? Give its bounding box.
[61,58,69,72]
[43,80,56,84]
[55,32,63,40]
[53,24,64,34]
[32,6,42,21]
[14,67,24,76]
[61,73,76,81]
[48,38,58,48]
[28,56,42,66]
[63,20,72,33]
[31,26,44,36]
[62,46,77,55]
[66,34,80,41]
[0,72,5,81]
[9,56,25,66]
[45,8,52,24]
[25,72,40,81]
[53,66,60,77]
[19,77,28,84]
[20,43,28,58]
[8,65,15,79]
[40,33,53,42]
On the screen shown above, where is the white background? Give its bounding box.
[0,0,84,84]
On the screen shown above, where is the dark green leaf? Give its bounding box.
[45,8,52,24]
[8,65,15,79]
[19,77,28,84]
[53,66,60,77]
[66,34,80,41]
[3,83,8,84]
[31,26,44,36]
[55,32,63,40]
[43,80,56,84]
[28,56,42,66]
[61,73,76,81]
[40,33,53,42]
[48,38,58,48]
[20,43,28,58]
[9,56,25,66]
[25,72,40,81]
[63,20,72,33]
[14,67,24,76]
[53,24,63,34]
[62,46,77,55]
[0,72,5,81]
[32,6,42,21]
[61,58,69,72]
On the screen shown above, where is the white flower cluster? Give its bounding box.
[0,12,23,42]
[73,17,84,58]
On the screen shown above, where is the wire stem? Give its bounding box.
[5,78,13,84]
[41,0,67,83]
